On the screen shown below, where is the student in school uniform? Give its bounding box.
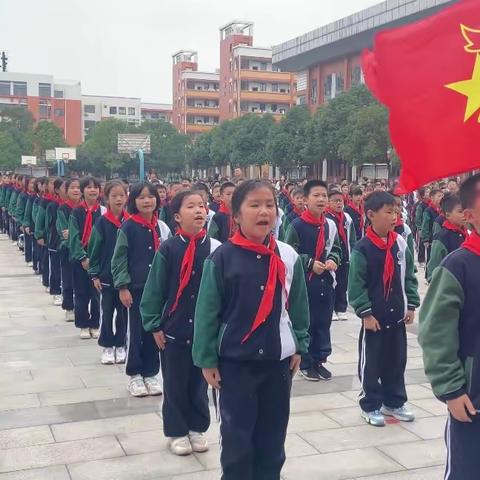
[111,181,171,397]
[414,187,430,267]
[208,181,236,243]
[209,183,221,213]
[35,177,55,292]
[16,176,32,264]
[8,175,20,244]
[21,177,37,268]
[426,194,467,282]
[392,192,415,257]
[192,179,309,480]
[160,181,183,234]
[421,188,444,270]
[141,190,221,456]
[45,178,65,306]
[31,178,46,275]
[56,178,81,322]
[88,180,129,365]
[191,182,215,230]
[69,176,105,339]
[279,188,304,241]
[345,187,365,240]
[348,191,420,427]
[284,180,342,382]
[326,190,356,321]
[419,175,480,480]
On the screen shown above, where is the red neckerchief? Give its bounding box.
[463,230,480,255]
[347,201,365,231]
[327,208,347,246]
[80,201,100,247]
[443,220,467,239]
[52,195,63,205]
[343,193,350,205]
[169,229,207,315]
[230,231,287,343]
[64,200,78,210]
[365,226,398,300]
[129,213,160,251]
[427,200,442,217]
[219,202,237,237]
[292,206,304,217]
[301,210,326,280]
[395,216,404,227]
[104,209,128,229]
[43,192,54,201]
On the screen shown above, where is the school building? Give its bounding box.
[271,0,456,181]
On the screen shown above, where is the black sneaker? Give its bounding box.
[299,368,320,382]
[316,364,332,380]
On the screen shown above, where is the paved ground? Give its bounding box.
[0,234,446,480]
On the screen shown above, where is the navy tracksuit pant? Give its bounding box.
[48,250,61,295]
[334,262,349,314]
[24,233,33,263]
[358,322,408,413]
[40,245,49,287]
[98,286,127,348]
[218,358,292,480]
[60,249,74,311]
[160,341,209,438]
[125,289,159,378]
[301,276,334,369]
[445,415,480,479]
[72,262,100,329]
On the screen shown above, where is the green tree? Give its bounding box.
[33,121,66,157]
[0,106,34,158]
[0,131,23,170]
[190,130,214,170]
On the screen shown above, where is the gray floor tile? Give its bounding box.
[0,465,70,480]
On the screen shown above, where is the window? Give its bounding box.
[279,87,287,93]
[323,75,333,100]
[38,83,51,97]
[84,119,96,131]
[271,104,278,112]
[151,112,159,119]
[260,103,266,112]
[54,108,64,117]
[39,100,51,119]
[128,107,135,116]
[335,73,345,96]
[118,107,126,115]
[260,62,267,71]
[298,95,307,106]
[84,104,95,114]
[13,81,27,96]
[252,65,258,71]
[109,106,117,115]
[271,83,278,92]
[0,81,10,96]
[252,86,259,92]
[260,83,266,92]
[310,79,318,104]
[54,90,64,98]
[351,66,362,86]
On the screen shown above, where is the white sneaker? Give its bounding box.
[169,436,193,456]
[90,328,100,339]
[65,310,74,322]
[80,328,91,339]
[143,376,162,396]
[337,311,348,321]
[44,287,50,293]
[188,431,209,453]
[27,261,33,267]
[101,348,115,365]
[128,375,148,397]
[53,295,63,306]
[332,312,339,321]
[115,346,126,364]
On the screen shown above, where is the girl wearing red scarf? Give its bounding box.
[349,191,419,427]
[193,180,309,479]
[208,181,236,243]
[421,188,444,271]
[19,176,35,267]
[141,190,221,456]
[111,182,171,398]
[88,180,129,366]
[68,176,104,339]
[345,186,366,240]
[56,178,81,321]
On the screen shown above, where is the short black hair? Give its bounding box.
[417,187,426,198]
[127,181,160,214]
[459,174,480,209]
[440,193,461,213]
[169,190,204,221]
[351,187,363,197]
[53,178,64,193]
[365,191,396,213]
[328,189,343,199]
[231,179,277,218]
[79,176,101,194]
[429,188,442,198]
[220,182,235,195]
[303,180,328,197]
[191,182,209,194]
[290,188,304,198]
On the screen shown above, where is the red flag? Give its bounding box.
[362,0,480,194]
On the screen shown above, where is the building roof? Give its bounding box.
[181,71,219,81]
[232,45,272,59]
[272,0,457,71]
[141,102,172,111]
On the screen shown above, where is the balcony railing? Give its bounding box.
[239,69,292,83]
[185,89,220,100]
[239,91,292,103]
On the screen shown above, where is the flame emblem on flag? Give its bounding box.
[445,24,480,123]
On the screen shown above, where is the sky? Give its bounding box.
[1,0,381,104]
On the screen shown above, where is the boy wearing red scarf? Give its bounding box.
[349,191,419,427]
[421,189,444,262]
[208,182,236,243]
[279,188,304,240]
[345,187,365,240]
[426,194,467,282]
[284,180,342,381]
[420,175,480,479]
[141,190,220,456]
[327,190,357,321]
